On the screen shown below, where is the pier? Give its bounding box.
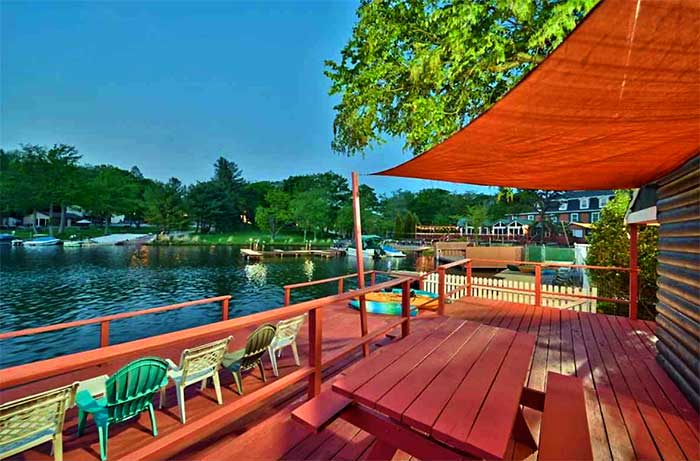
[240,248,345,260]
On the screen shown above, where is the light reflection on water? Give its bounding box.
[0,245,428,367]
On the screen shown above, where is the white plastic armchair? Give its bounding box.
[267,313,307,377]
[0,382,78,461]
[159,335,232,424]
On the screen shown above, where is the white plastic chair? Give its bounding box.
[159,336,232,424]
[267,314,307,376]
[0,382,78,461]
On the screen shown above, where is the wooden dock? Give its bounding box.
[240,248,345,260]
[184,300,699,461]
[4,299,699,460]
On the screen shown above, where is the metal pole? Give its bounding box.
[352,172,369,356]
[629,224,639,320]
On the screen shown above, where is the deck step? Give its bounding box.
[539,372,593,461]
[291,389,353,432]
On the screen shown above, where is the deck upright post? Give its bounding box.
[370,271,376,286]
[401,280,411,337]
[308,307,322,398]
[466,260,473,297]
[338,278,344,294]
[437,266,446,315]
[221,297,229,321]
[284,287,291,306]
[351,172,369,356]
[99,321,110,348]
[629,224,639,320]
[534,265,542,307]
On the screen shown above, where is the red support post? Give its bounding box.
[221,297,229,321]
[629,224,639,320]
[100,321,110,348]
[534,265,542,307]
[401,280,411,338]
[284,287,291,306]
[437,267,446,316]
[308,308,322,399]
[351,172,369,357]
[370,271,376,286]
[466,260,473,297]
[338,277,344,295]
[418,276,424,291]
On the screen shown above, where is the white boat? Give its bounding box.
[346,235,385,259]
[380,241,407,257]
[23,236,62,246]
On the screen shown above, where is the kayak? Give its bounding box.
[348,289,439,316]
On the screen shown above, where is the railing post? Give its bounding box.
[437,267,446,316]
[418,276,424,291]
[338,278,344,295]
[284,287,291,306]
[308,307,322,399]
[370,271,376,286]
[534,265,542,307]
[359,295,369,357]
[629,224,639,320]
[401,280,411,338]
[100,321,110,348]
[221,297,229,321]
[466,260,473,297]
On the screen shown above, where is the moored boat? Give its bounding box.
[23,236,62,246]
[346,235,385,259]
[0,234,15,244]
[380,241,406,257]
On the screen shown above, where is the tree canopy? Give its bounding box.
[326,0,598,155]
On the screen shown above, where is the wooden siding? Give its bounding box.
[655,155,700,409]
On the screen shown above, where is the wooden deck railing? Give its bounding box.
[423,258,638,319]
[0,295,233,347]
[0,277,415,459]
[282,270,383,305]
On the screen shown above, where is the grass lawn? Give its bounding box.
[166,230,334,247]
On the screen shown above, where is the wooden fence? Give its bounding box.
[422,273,598,313]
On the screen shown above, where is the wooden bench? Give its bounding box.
[538,372,593,461]
[291,389,353,432]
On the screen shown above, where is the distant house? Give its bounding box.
[510,190,615,224]
[456,217,530,236]
[22,211,83,228]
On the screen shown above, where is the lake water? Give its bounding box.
[0,245,434,367]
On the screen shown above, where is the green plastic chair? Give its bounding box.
[76,357,169,461]
[222,324,276,395]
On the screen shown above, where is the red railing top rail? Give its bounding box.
[433,257,632,272]
[0,276,414,390]
[0,295,233,341]
[283,270,396,291]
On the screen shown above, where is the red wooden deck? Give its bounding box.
[6,298,699,461]
[182,299,699,461]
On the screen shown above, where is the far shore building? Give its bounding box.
[509,190,615,225]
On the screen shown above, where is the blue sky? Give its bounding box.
[1,1,490,195]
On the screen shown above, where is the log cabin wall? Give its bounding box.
[654,155,700,410]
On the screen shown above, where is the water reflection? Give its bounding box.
[0,245,431,367]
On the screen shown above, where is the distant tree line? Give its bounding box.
[1,144,542,240]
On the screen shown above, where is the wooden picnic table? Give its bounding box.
[331,318,537,460]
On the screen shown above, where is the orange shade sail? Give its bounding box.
[375,0,699,190]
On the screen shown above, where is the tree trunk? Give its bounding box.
[48,202,54,236]
[313,229,317,241]
[59,204,66,234]
[303,228,307,242]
